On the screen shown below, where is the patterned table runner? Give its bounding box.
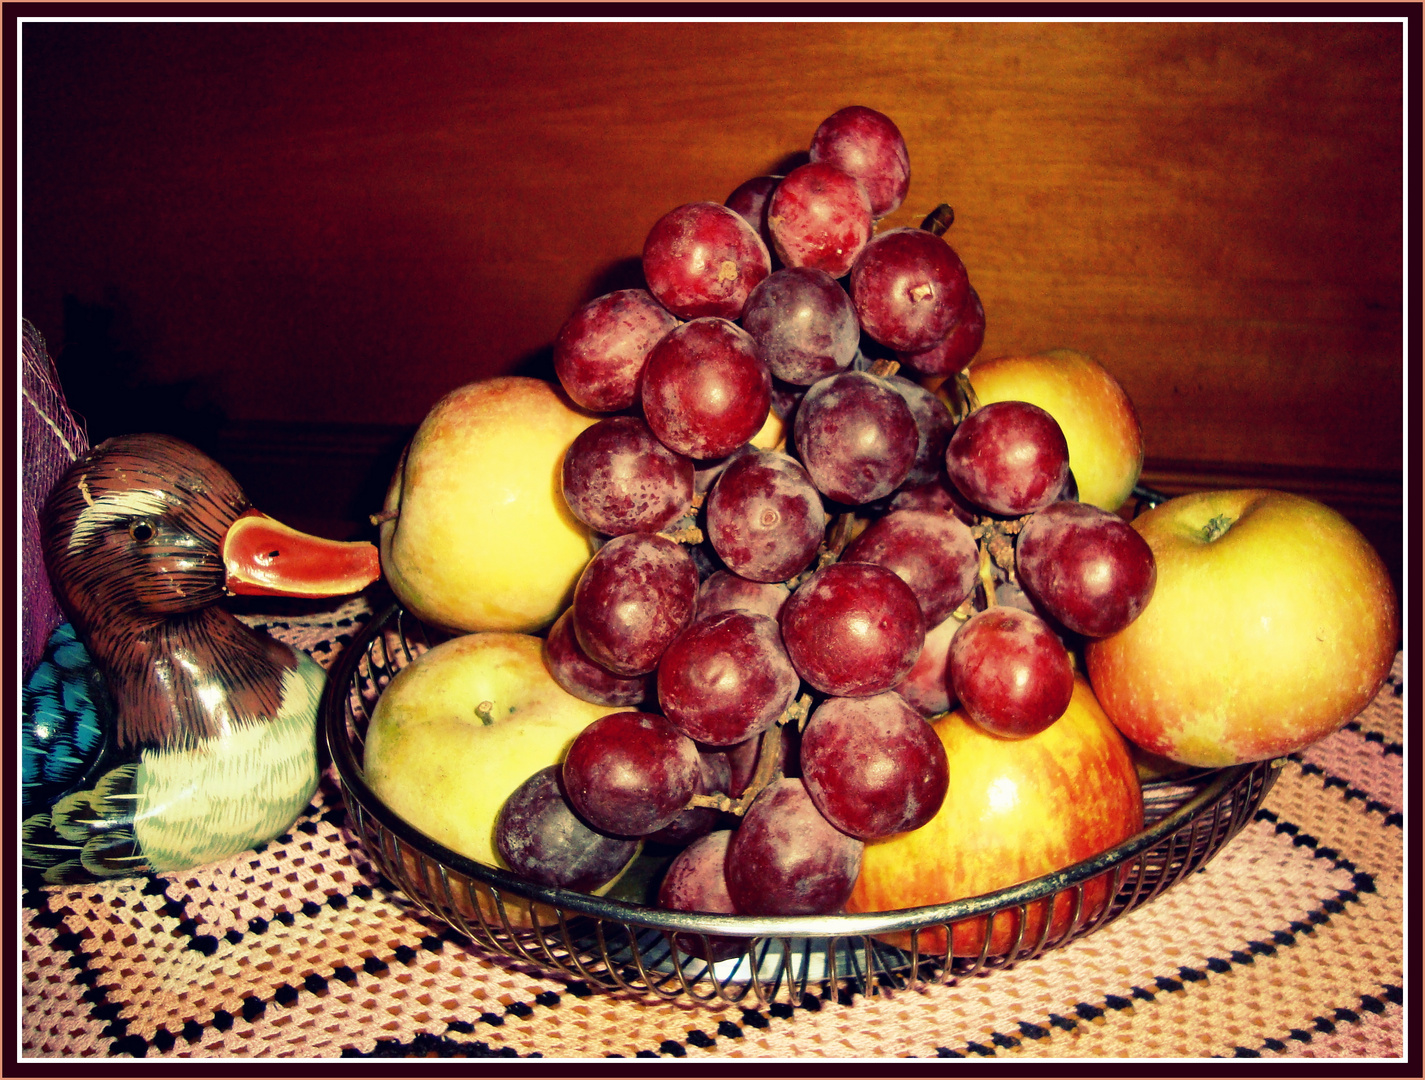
[20,594,1404,1060]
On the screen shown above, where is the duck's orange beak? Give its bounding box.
[223,509,381,598]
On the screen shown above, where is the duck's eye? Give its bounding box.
[128,521,155,543]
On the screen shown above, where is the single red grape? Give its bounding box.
[741,267,859,386]
[656,829,744,961]
[896,286,985,377]
[850,227,970,353]
[779,560,925,697]
[793,370,918,505]
[724,777,864,916]
[562,416,694,535]
[767,161,873,278]
[893,611,960,718]
[572,532,698,676]
[1015,500,1157,637]
[543,608,653,707]
[725,174,782,254]
[552,289,680,412]
[495,765,640,892]
[705,449,826,583]
[800,691,949,839]
[808,105,910,218]
[890,468,980,525]
[948,606,1074,738]
[562,711,702,837]
[641,317,772,460]
[945,400,1070,517]
[840,508,979,627]
[657,609,801,746]
[886,373,956,488]
[696,569,791,621]
[642,201,771,320]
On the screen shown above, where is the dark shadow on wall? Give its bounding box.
[53,294,228,455]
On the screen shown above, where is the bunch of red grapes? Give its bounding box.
[494,106,1157,935]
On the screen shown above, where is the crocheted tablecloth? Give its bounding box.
[20,594,1404,1060]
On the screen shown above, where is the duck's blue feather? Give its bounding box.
[23,622,112,815]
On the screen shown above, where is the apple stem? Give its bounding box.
[474,701,496,726]
[369,508,399,526]
[1201,513,1234,543]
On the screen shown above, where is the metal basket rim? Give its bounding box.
[324,599,1273,939]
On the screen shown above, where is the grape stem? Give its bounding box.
[920,204,955,236]
[683,693,810,816]
[657,524,705,545]
[976,542,998,609]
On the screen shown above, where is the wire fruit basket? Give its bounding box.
[324,601,1281,1008]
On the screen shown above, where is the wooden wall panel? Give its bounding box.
[22,20,1404,577]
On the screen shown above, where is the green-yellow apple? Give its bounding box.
[845,676,1142,956]
[1086,489,1398,768]
[363,631,626,873]
[931,349,1143,512]
[380,376,597,634]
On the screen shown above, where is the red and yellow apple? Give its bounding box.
[1086,489,1398,768]
[846,676,1143,956]
[932,349,1143,512]
[379,376,598,634]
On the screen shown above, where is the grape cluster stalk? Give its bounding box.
[495,106,1157,931]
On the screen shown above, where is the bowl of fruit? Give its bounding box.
[325,106,1397,1008]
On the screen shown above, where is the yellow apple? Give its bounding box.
[936,349,1144,512]
[1086,489,1399,767]
[362,631,625,873]
[846,676,1142,956]
[379,376,597,634]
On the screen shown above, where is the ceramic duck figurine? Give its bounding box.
[23,432,381,885]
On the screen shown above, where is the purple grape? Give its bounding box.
[562,711,702,837]
[741,267,859,386]
[724,777,863,916]
[840,508,979,627]
[793,370,918,505]
[495,766,640,892]
[886,374,956,488]
[657,610,800,746]
[850,228,970,353]
[800,692,949,839]
[656,830,744,961]
[808,105,910,219]
[543,608,653,707]
[725,174,781,254]
[641,318,772,460]
[766,161,873,278]
[945,400,1070,517]
[562,416,694,536]
[705,449,826,583]
[1014,500,1157,637]
[553,289,679,412]
[779,561,925,697]
[948,606,1074,738]
[572,532,698,676]
[642,201,771,321]
[696,569,791,621]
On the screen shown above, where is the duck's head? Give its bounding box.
[41,433,381,635]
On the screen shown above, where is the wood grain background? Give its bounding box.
[21,20,1404,581]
